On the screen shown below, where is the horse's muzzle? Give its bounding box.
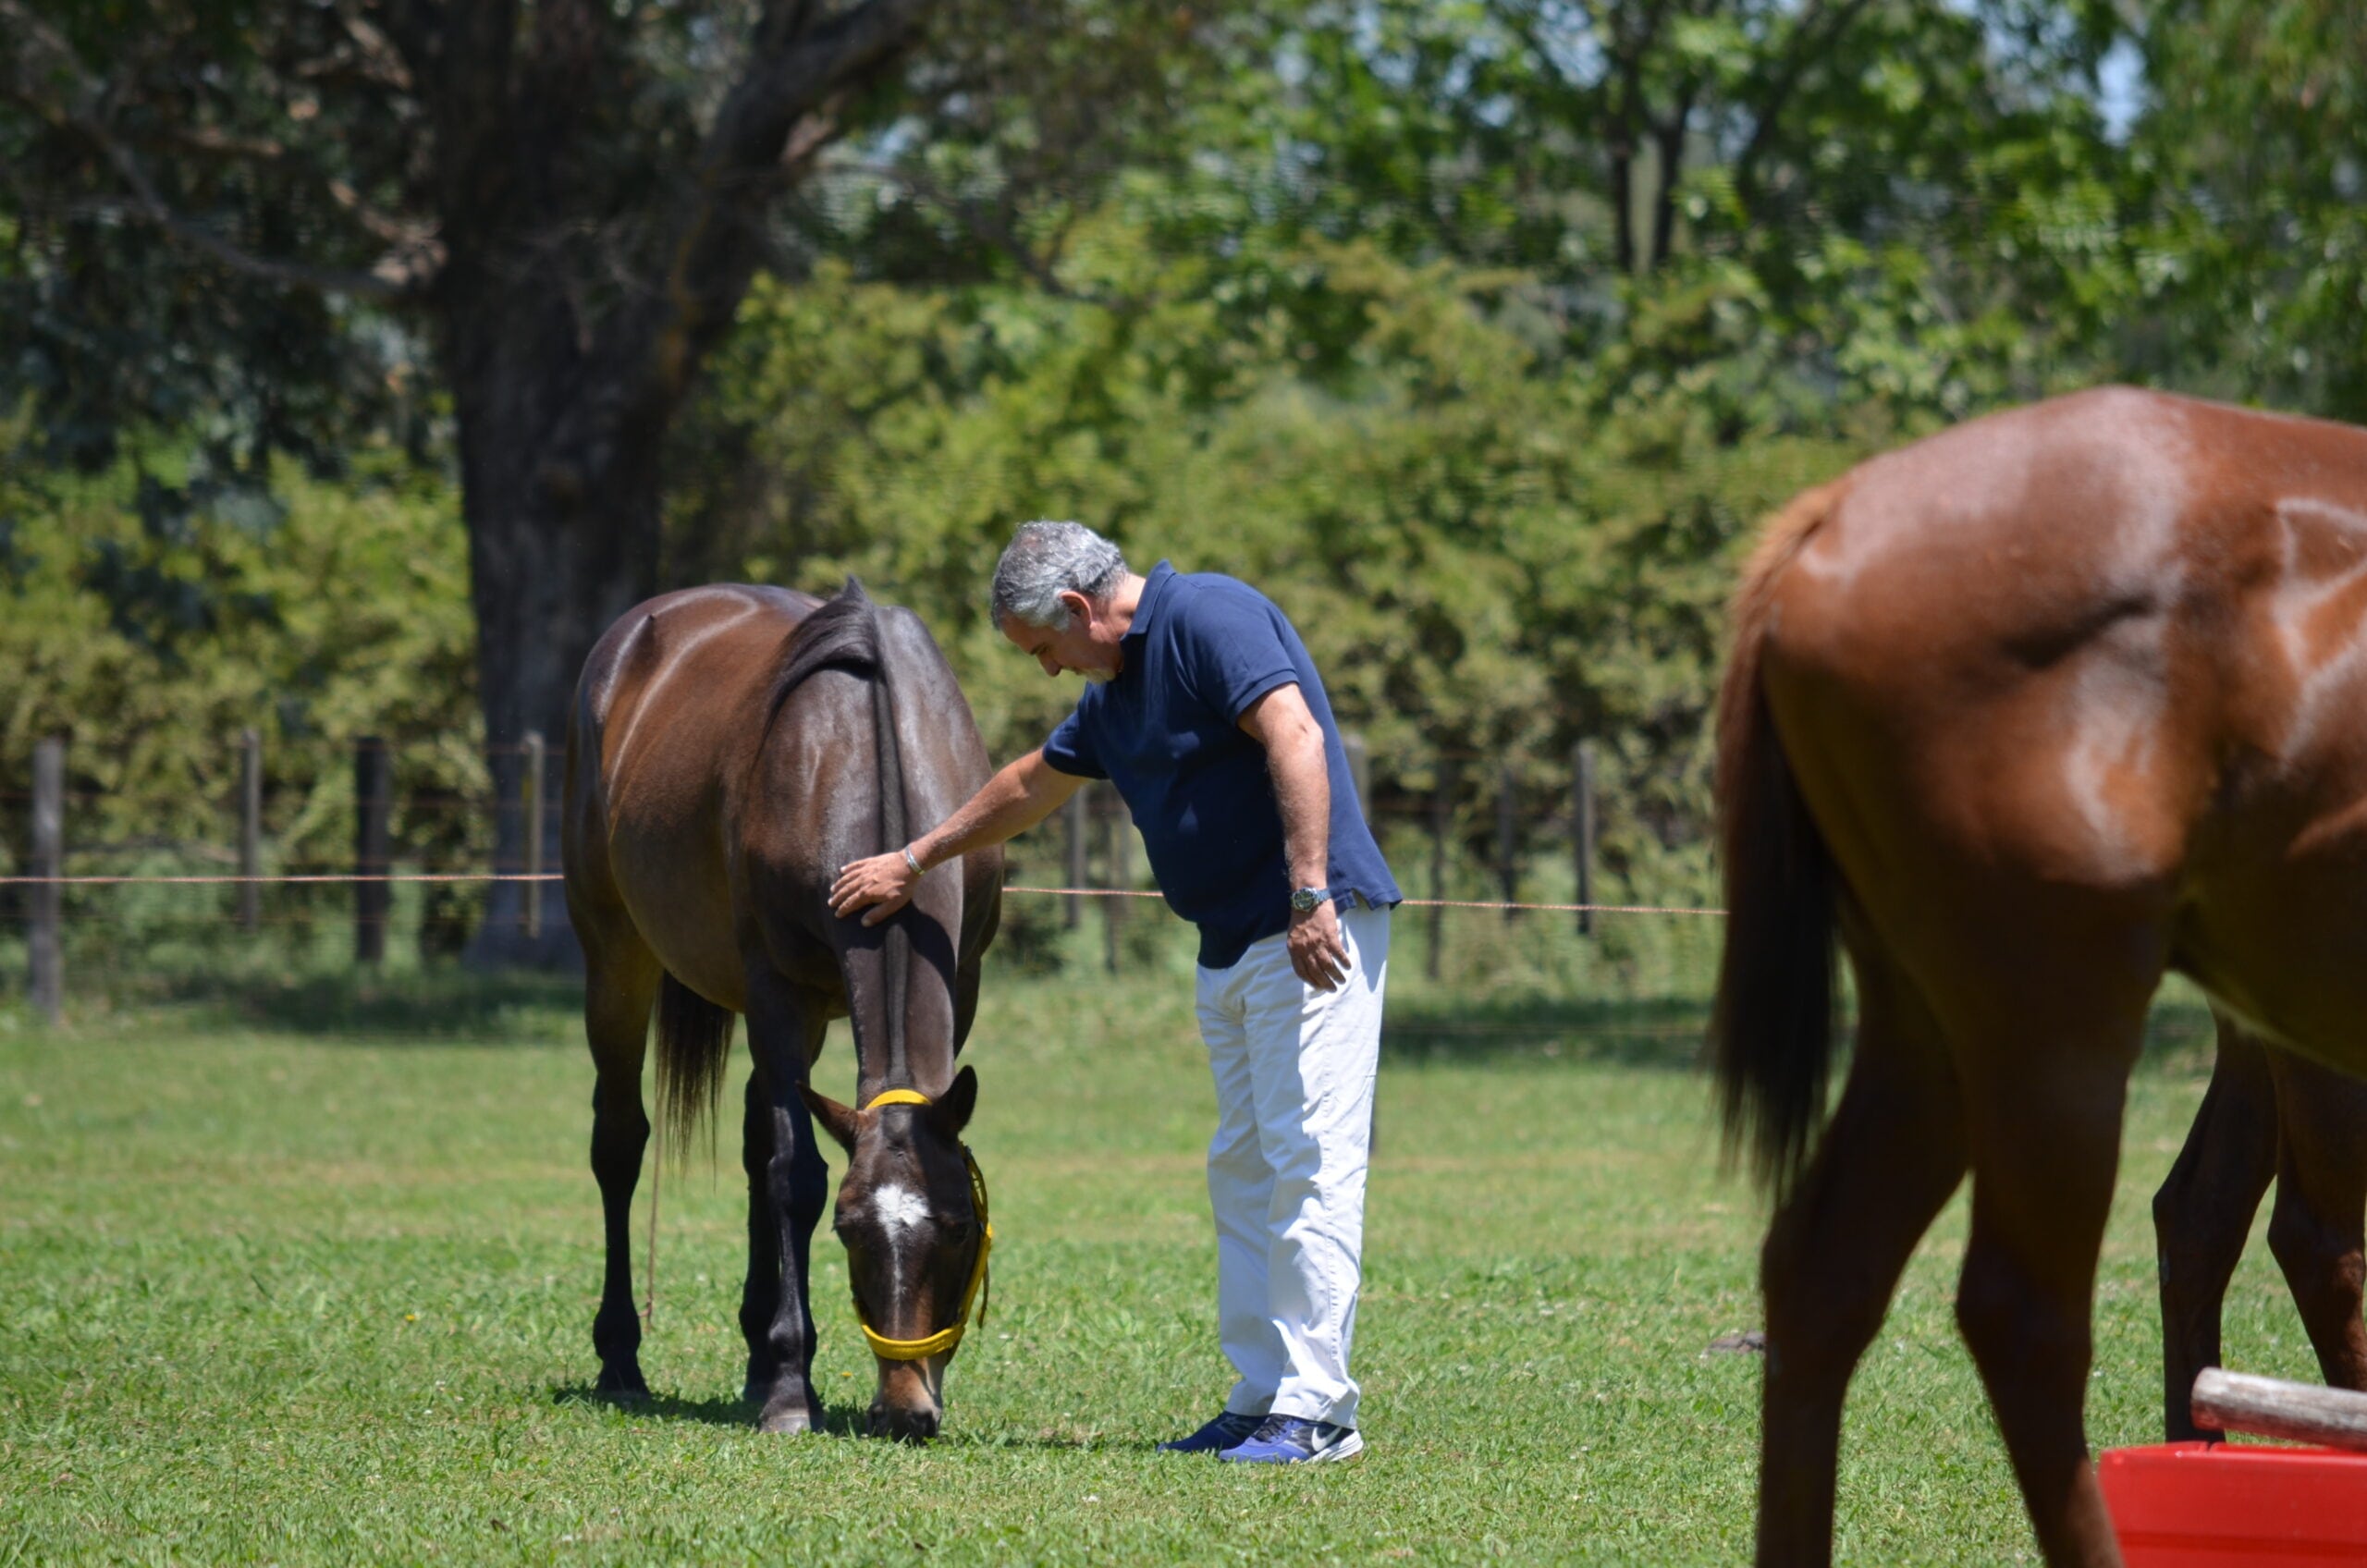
[868,1397,941,1442]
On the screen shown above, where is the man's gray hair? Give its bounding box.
[990,521,1129,629]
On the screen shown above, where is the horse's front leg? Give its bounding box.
[743,982,829,1434]
[739,1069,782,1404]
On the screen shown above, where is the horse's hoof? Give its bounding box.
[758,1404,816,1436]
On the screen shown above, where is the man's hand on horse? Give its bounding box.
[1287,899,1349,991]
[830,850,920,925]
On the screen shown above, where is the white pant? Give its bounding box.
[1196,903,1389,1430]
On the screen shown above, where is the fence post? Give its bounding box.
[1496,760,1519,920]
[29,737,63,1025]
[239,728,263,934]
[1573,740,1596,937]
[1063,787,1087,930]
[521,730,546,938]
[1102,787,1131,974]
[1342,729,1370,829]
[1427,761,1452,982]
[354,736,391,964]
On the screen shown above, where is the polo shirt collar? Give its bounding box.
[1122,561,1178,646]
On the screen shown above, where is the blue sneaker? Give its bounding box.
[1156,1410,1265,1454]
[1220,1415,1364,1464]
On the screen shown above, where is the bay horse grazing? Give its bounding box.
[561,580,1000,1439]
[1711,386,2367,1565]
[2154,1017,2367,1439]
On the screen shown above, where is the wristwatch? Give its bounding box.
[1289,886,1331,914]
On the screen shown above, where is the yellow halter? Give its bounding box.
[852,1088,993,1361]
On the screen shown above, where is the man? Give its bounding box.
[829,521,1401,1464]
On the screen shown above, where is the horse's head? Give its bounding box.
[801,1065,988,1441]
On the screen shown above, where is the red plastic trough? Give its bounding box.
[2099,1441,2367,1566]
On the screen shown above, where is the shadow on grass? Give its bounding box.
[1382,993,1711,1070]
[1380,989,2224,1075]
[549,1386,1006,1443]
[123,962,584,1043]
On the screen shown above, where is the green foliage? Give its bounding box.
[0,428,478,889]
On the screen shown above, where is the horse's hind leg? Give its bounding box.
[1953,959,2152,1568]
[2152,1018,2277,1439]
[1756,949,1966,1566]
[2265,1047,2367,1396]
[583,931,662,1399]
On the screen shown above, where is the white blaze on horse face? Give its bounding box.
[871,1182,933,1239]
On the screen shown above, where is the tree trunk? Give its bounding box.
[455,337,666,970]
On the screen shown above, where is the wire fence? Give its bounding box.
[5,729,1728,1023]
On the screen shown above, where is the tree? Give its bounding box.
[2,0,936,962]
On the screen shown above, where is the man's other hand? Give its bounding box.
[829,851,920,925]
[1287,899,1349,991]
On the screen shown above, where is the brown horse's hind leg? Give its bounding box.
[742,977,829,1435]
[1953,983,2150,1568]
[2152,1019,2277,1440]
[584,935,662,1399]
[2265,1047,2367,1397]
[1756,951,1966,1567]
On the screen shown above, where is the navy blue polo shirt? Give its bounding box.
[1039,562,1401,969]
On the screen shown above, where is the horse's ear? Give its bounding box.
[800,1084,861,1153]
[932,1065,977,1138]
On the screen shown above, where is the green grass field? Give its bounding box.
[0,954,2324,1565]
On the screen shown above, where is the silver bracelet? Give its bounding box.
[901,846,925,877]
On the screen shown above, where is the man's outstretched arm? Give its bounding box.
[828,747,1087,925]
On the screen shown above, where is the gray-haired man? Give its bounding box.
[831,521,1401,1463]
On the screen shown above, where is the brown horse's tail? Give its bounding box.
[656,972,735,1157]
[1711,482,1845,1197]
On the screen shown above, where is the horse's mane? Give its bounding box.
[759,578,918,1091]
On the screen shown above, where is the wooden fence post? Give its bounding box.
[1573,740,1596,937]
[239,728,262,934]
[1342,729,1371,828]
[521,730,546,938]
[1102,787,1131,974]
[29,737,63,1025]
[1496,760,1519,920]
[1427,761,1452,982]
[1063,787,1087,930]
[354,736,391,964]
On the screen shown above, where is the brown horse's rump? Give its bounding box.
[1713,387,2367,1565]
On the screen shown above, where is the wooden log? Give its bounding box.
[2192,1366,2367,1452]
[521,730,546,939]
[29,737,63,1025]
[1573,740,1596,937]
[239,728,263,933]
[354,736,391,965]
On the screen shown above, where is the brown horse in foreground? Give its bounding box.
[2155,1019,2367,1439]
[562,581,1000,1439]
[1712,387,2367,1565]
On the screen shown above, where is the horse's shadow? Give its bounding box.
[548,1385,873,1435]
[546,1387,1136,1449]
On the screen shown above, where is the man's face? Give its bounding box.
[998,593,1122,683]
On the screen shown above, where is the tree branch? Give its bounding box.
[1732,0,1878,216]
[0,0,437,300]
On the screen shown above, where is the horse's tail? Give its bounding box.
[1710,481,1846,1198]
[655,971,735,1156]
[765,579,916,1089]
